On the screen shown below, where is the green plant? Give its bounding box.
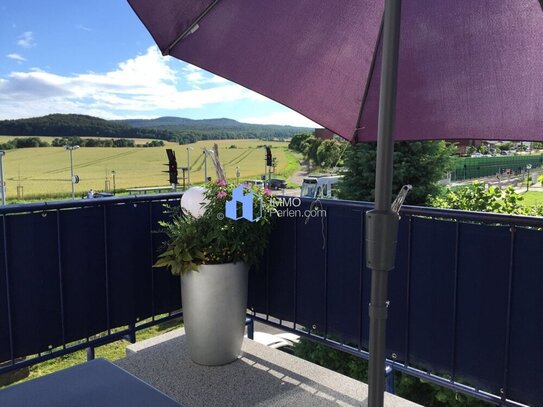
[432,182,523,214]
[432,182,543,216]
[5,317,182,388]
[155,180,280,275]
[316,139,344,168]
[395,375,490,407]
[292,339,490,407]
[338,141,455,205]
[293,339,368,382]
[285,181,299,189]
[288,133,313,152]
[276,148,301,178]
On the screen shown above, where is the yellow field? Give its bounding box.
[1,139,292,199]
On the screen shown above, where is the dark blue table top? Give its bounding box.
[0,358,182,407]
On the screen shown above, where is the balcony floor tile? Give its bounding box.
[115,328,420,407]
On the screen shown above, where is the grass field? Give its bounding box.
[519,190,543,206]
[0,139,296,200]
[1,318,182,388]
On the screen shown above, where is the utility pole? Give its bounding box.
[65,145,80,199]
[203,151,208,183]
[186,147,193,186]
[526,164,532,192]
[112,170,117,195]
[16,166,23,200]
[181,167,188,190]
[203,149,214,183]
[0,150,5,205]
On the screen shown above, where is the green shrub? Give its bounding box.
[292,339,490,406]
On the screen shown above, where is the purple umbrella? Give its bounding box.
[127,1,543,405]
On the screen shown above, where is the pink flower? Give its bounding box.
[264,187,272,196]
[216,191,227,199]
[216,179,227,186]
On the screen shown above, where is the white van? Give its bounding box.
[242,179,265,188]
[300,175,341,199]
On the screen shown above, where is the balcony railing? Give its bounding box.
[0,194,183,372]
[1,194,542,406]
[249,198,543,406]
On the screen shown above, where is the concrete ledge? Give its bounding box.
[125,329,182,356]
[117,328,420,407]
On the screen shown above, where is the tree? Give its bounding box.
[338,141,455,205]
[143,140,165,147]
[0,137,49,149]
[316,139,343,168]
[497,142,514,152]
[288,133,313,151]
[432,182,543,216]
[305,137,322,163]
[298,137,314,156]
[477,144,489,155]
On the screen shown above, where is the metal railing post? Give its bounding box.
[385,365,395,394]
[246,317,254,340]
[86,347,95,361]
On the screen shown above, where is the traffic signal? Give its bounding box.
[265,146,272,167]
[168,162,178,184]
[165,149,178,184]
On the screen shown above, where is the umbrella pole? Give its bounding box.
[366,0,402,406]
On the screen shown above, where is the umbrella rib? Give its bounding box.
[353,18,384,143]
[165,0,222,55]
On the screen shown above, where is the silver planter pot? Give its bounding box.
[180,262,249,366]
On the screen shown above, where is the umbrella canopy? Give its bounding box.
[128,1,543,406]
[129,0,543,142]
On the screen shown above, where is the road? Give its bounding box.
[271,160,310,197]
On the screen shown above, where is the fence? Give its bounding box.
[0,194,183,373]
[249,198,543,406]
[1,194,542,406]
[451,154,543,181]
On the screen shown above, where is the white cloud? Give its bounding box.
[17,31,35,48]
[6,53,26,62]
[76,24,92,32]
[240,111,319,128]
[182,64,229,87]
[0,46,269,120]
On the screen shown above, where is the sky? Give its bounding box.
[0,0,319,127]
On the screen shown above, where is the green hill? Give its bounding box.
[0,114,313,144]
[0,114,169,140]
[116,116,242,128]
[116,116,312,141]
